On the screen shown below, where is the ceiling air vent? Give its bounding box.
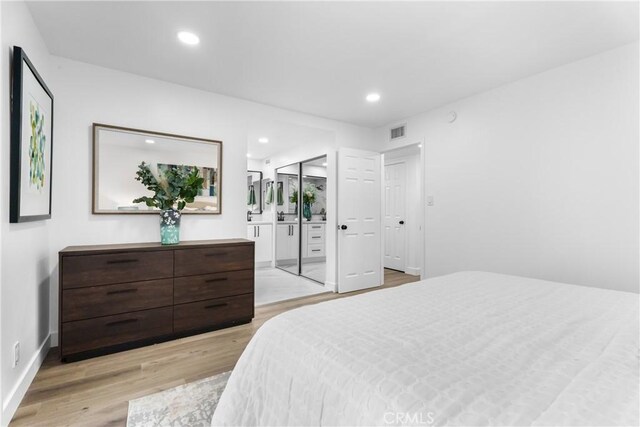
[390,124,406,140]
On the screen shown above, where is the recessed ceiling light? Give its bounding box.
[322,162,328,166]
[366,93,381,103]
[246,153,251,158]
[145,139,155,144]
[177,31,200,46]
[418,144,422,148]
[258,137,269,144]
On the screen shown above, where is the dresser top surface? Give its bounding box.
[60,238,253,255]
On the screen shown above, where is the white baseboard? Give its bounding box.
[50,331,59,347]
[405,266,421,276]
[2,335,51,426]
[324,280,337,292]
[255,261,272,269]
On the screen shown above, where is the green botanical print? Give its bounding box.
[29,102,46,190]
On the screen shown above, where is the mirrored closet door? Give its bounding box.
[300,156,327,283]
[275,163,300,275]
[274,156,327,285]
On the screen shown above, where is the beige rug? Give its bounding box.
[127,371,231,427]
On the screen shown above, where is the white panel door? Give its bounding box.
[384,163,406,271]
[337,148,382,293]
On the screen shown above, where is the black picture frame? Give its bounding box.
[10,46,54,223]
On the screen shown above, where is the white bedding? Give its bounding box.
[211,271,639,426]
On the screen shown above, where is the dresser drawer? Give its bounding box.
[174,294,254,333]
[174,270,253,304]
[62,251,174,288]
[62,279,173,322]
[307,243,325,257]
[307,231,325,243]
[62,307,173,356]
[174,245,253,277]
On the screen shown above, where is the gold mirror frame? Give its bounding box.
[92,123,222,214]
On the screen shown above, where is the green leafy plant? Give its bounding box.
[290,184,317,205]
[302,185,317,205]
[133,162,204,211]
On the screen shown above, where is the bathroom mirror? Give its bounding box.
[247,170,262,214]
[262,178,273,212]
[92,124,222,214]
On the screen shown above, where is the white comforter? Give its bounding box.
[211,271,639,426]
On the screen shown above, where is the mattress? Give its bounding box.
[211,271,639,426]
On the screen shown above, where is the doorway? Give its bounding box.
[382,143,423,277]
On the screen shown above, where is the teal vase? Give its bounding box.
[303,203,312,221]
[160,209,181,245]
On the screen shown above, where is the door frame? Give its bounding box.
[381,141,425,279]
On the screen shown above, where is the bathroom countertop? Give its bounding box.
[275,220,327,225]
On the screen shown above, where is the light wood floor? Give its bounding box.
[11,269,420,426]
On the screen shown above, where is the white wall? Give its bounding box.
[377,42,639,293]
[1,2,54,424]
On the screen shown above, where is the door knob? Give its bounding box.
[399,221,405,225]
[340,225,348,230]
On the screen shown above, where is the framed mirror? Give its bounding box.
[247,170,262,214]
[92,124,222,214]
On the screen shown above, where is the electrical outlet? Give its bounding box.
[427,196,434,206]
[13,342,20,368]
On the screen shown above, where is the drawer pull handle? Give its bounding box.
[312,226,321,229]
[205,252,228,257]
[106,288,137,295]
[106,259,139,264]
[205,278,228,283]
[312,236,321,239]
[105,318,138,327]
[312,249,321,252]
[204,303,228,310]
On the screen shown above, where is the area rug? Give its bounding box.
[127,371,231,427]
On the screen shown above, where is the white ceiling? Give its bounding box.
[27,1,639,128]
[246,120,333,160]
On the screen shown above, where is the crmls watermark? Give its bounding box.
[383,411,435,425]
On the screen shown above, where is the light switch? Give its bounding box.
[427,196,434,206]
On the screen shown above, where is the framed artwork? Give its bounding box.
[10,46,54,223]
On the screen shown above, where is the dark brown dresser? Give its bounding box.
[58,239,254,361]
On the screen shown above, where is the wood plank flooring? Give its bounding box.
[11,269,420,426]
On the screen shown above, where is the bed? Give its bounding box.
[211,271,639,426]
